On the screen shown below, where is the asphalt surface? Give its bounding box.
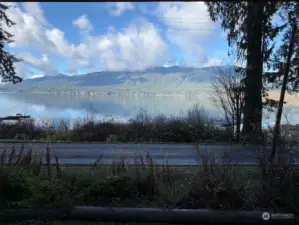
[0,143,298,166]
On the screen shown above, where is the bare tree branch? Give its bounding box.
[211,64,245,141]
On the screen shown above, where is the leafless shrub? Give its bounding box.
[180,148,251,209]
[257,137,299,212]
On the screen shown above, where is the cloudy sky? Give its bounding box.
[2,2,231,79]
[1,2,298,118]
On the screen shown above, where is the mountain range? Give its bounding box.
[0,66,226,94]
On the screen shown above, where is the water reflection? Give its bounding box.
[0,93,217,122]
[1,93,298,125]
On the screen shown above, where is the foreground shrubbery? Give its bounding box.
[0,142,298,215]
[0,106,234,143]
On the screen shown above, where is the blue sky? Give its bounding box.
[3,2,231,79]
[1,2,298,124]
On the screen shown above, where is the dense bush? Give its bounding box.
[0,105,233,143]
[0,144,298,214]
[257,140,299,213]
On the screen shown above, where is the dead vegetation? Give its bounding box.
[0,142,298,214]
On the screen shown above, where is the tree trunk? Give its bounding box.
[232,112,236,138]
[270,23,297,163]
[236,94,241,142]
[242,2,264,142]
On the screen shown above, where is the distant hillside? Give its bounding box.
[0,66,228,94]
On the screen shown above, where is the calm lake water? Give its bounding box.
[0,93,217,122]
[1,93,298,125]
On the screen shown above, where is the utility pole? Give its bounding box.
[270,23,297,163]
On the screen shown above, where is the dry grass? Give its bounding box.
[256,141,299,213]
[0,106,232,143]
[0,141,298,217]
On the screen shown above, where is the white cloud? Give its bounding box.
[106,2,134,16]
[28,74,44,79]
[1,2,220,77]
[73,14,92,31]
[202,58,223,67]
[2,3,171,76]
[22,2,49,26]
[18,52,58,77]
[3,4,47,49]
[157,2,217,67]
[2,3,92,74]
[44,28,73,57]
[85,19,170,71]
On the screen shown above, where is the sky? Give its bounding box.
[2,2,232,79]
[0,2,298,125]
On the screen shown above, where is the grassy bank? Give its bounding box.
[1,105,297,146]
[1,142,299,225]
[0,106,237,144]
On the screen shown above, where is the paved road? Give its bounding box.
[0,143,298,166]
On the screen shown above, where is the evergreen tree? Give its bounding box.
[0,3,22,84]
[265,2,299,93]
[205,1,286,140]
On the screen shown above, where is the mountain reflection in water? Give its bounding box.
[0,93,217,122]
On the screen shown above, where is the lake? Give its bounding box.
[0,93,217,122]
[1,92,298,126]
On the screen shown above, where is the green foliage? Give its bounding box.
[205,2,292,138]
[0,3,22,84]
[0,168,33,208]
[1,143,299,215]
[265,2,299,93]
[205,2,282,63]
